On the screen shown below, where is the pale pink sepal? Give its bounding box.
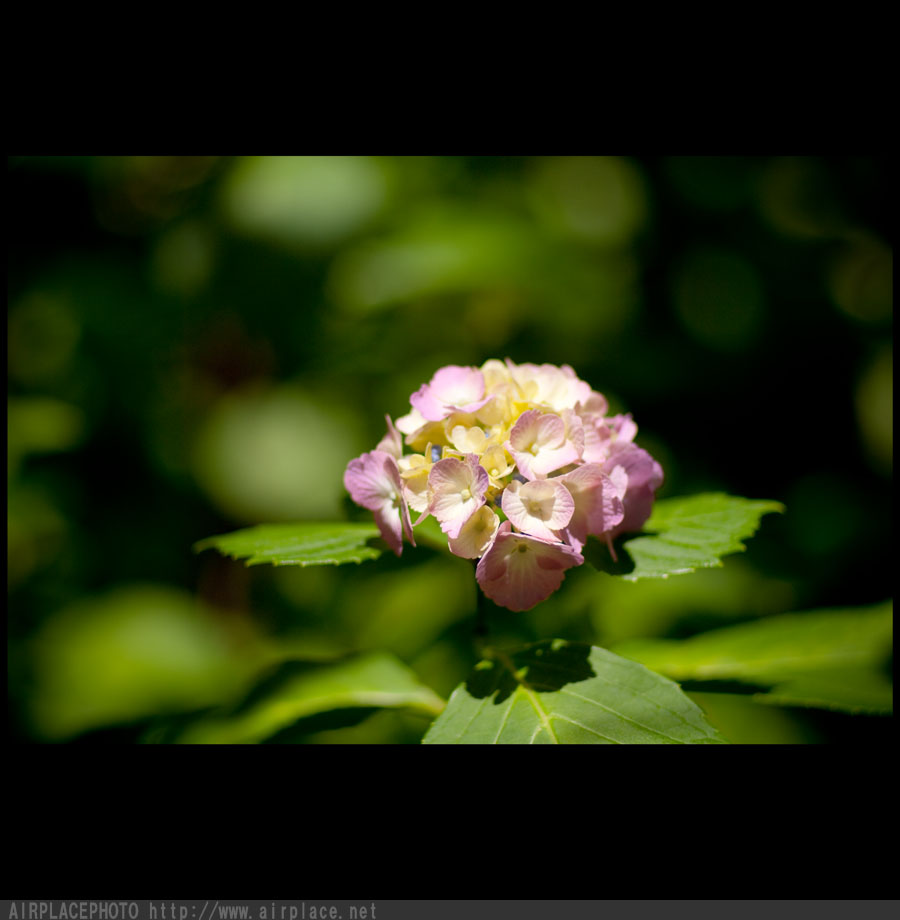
[505,361,593,412]
[557,463,625,551]
[505,409,581,480]
[608,413,638,444]
[409,365,490,422]
[476,522,584,612]
[375,415,403,459]
[581,413,638,464]
[501,478,575,542]
[343,450,415,556]
[447,505,500,559]
[426,453,489,539]
[576,390,609,419]
[581,417,613,464]
[603,443,664,536]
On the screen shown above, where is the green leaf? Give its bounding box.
[758,670,893,714]
[587,493,784,581]
[194,521,383,567]
[613,602,893,714]
[175,652,445,743]
[422,640,728,744]
[27,585,260,741]
[686,692,823,745]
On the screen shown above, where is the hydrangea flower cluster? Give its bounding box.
[344,360,663,611]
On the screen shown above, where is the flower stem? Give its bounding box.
[472,560,488,644]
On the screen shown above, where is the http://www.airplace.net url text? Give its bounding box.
[6,904,378,920]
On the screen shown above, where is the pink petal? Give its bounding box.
[409,365,489,421]
[533,445,581,478]
[580,417,612,464]
[476,522,584,612]
[560,409,585,459]
[506,410,579,479]
[430,365,485,404]
[399,491,415,548]
[505,361,593,411]
[426,454,489,539]
[608,413,638,444]
[557,463,625,550]
[343,450,400,512]
[408,383,447,423]
[606,442,663,492]
[372,502,403,556]
[576,390,609,418]
[508,409,565,452]
[501,478,574,542]
[343,450,414,557]
[613,486,657,537]
[580,413,638,464]
[375,415,403,459]
[558,365,594,408]
[447,505,500,559]
[602,443,664,535]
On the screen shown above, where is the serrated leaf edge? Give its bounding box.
[424,641,729,744]
[618,494,784,581]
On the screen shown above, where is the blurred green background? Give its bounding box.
[7,155,892,744]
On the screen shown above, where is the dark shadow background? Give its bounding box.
[7,155,892,743]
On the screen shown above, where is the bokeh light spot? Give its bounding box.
[671,247,765,350]
[8,397,86,476]
[191,386,364,522]
[528,155,648,246]
[8,292,81,386]
[151,220,215,297]
[329,209,536,313]
[855,347,892,476]
[758,157,847,239]
[828,233,892,324]
[222,156,389,248]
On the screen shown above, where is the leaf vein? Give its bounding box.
[551,713,622,743]
[558,688,685,742]
[492,692,518,744]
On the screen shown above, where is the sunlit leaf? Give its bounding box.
[195,521,383,567]
[687,692,823,745]
[587,493,784,581]
[28,585,255,740]
[423,640,727,744]
[758,669,892,713]
[613,601,893,714]
[175,652,445,744]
